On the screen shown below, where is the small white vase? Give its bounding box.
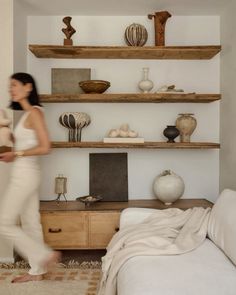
[153,170,185,205]
[138,67,154,93]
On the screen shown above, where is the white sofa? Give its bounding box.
[117,189,236,295]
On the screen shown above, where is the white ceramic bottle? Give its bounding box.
[138,67,154,93]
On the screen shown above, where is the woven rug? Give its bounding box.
[0,261,101,295]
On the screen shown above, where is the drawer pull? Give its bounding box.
[115,227,119,232]
[49,228,62,233]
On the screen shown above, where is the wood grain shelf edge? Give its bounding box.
[40,93,221,103]
[51,141,220,149]
[29,45,221,60]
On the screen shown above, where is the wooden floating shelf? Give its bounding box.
[40,93,220,103]
[29,45,221,60]
[51,141,220,149]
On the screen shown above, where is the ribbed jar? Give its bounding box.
[125,23,148,46]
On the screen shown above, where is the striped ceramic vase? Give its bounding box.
[124,23,148,46]
[59,112,91,142]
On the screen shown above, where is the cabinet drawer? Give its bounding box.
[89,212,120,249]
[41,212,88,249]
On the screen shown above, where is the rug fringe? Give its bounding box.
[0,260,102,270]
[59,260,102,269]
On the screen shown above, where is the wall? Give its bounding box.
[13,0,28,124]
[27,15,220,202]
[13,0,27,72]
[0,0,14,262]
[220,2,236,191]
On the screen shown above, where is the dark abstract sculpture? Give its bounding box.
[148,11,172,46]
[62,16,76,45]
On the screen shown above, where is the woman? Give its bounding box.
[0,72,60,283]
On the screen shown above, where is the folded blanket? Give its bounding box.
[97,207,211,295]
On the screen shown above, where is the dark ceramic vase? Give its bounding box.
[163,125,180,143]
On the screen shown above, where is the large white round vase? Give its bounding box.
[153,170,185,205]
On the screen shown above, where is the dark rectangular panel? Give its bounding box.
[89,153,128,202]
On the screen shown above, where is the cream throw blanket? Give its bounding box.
[97,207,211,295]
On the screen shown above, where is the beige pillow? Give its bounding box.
[208,189,236,265]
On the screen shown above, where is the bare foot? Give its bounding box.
[42,251,61,270]
[11,273,43,283]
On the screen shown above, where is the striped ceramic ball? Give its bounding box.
[125,23,148,46]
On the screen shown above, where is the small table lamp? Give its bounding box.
[55,174,68,202]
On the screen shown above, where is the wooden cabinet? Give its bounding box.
[41,210,120,250]
[41,211,88,249]
[89,212,120,248]
[40,199,213,250]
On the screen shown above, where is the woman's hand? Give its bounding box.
[0,152,15,162]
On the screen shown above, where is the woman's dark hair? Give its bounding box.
[9,72,42,110]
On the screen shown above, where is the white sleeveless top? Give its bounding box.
[13,105,43,169]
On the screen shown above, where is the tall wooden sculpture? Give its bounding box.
[148,11,172,46]
[62,16,76,45]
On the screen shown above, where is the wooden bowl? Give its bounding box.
[79,80,110,94]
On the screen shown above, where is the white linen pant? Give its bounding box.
[0,164,52,275]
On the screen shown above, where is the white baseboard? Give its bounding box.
[0,257,14,263]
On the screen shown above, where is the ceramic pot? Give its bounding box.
[153,170,185,205]
[163,125,180,143]
[125,23,148,46]
[176,113,197,143]
[138,67,154,93]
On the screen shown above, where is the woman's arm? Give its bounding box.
[0,108,51,162]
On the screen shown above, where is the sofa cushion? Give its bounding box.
[117,239,236,295]
[208,189,236,265]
